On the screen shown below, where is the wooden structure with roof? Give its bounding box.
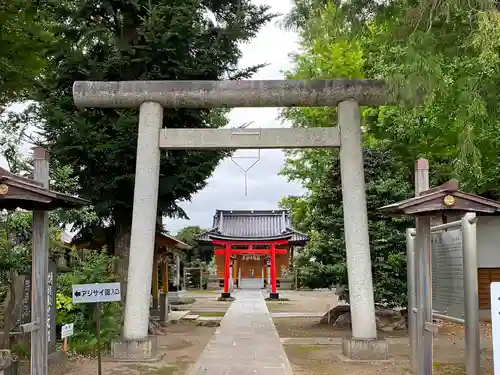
[380,179,500,313]
[379,180,500,217]
[0,147,89,375]
[70,227,191,308]
[0,166,88,210]
[198,209,308,299]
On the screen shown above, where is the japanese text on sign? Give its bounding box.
[47,270,54,344]
[61,323,74,339]
[72,282,121,304]
[242,254,261,261]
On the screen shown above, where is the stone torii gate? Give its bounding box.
[73,80,394,360]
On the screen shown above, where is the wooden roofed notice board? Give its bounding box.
[9,260,57,353]
[380,178,500,322]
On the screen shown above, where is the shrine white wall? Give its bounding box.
[477,216,500,268]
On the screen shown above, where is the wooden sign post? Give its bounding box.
[31,148,50,375]
[61,323,74,353]
[71,282,122,375]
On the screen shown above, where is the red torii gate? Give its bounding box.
[212,239,288,299]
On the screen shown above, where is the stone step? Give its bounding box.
[167,310,191,323]
[182,314,200,320]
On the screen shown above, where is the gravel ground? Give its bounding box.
[266,290,339,313]
[60,321,217,375]
[277,318,494,375]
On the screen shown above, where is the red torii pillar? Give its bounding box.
[269,243,279,299]
[222,243,231,298]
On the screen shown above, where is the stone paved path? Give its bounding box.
[187,290,294,375]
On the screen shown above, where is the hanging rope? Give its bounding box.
[230,121,261,196]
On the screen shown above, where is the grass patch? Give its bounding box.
[198,311,226,317]
[431,362,493,375]
[287,345,323,354]
[433,363,465,375]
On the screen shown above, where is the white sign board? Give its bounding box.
[431,229,464,319]
[61,323,74,339]
[72,282,121,304]
[491,282,500,375]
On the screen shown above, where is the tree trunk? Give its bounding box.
[156,214,163,233]
[115,216,132,305]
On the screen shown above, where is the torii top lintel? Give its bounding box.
[212,239,289,255]
[72,79,395,108]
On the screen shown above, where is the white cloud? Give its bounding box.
[166,0,304,233]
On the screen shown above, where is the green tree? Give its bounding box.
[0,125,99,230]
[296,149,412,307]
[279,0,500,308]
[0,0,53,107]
[0,212,31,302]
[175,226,206,248]
[13,0,274,289]
[283,0,500,194]
[276,0,418,305]
[175,225,210,264]
[0,209,70,349]
[278,196,311,234]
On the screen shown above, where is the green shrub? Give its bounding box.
[56,248,123,354]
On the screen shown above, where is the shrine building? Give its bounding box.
[198,209,309,299]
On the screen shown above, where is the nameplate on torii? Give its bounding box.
[241,254,261,261]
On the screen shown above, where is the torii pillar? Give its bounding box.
[73,79,394,361]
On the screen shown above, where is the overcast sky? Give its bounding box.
[1,0,305,234]
[166,0,304,233]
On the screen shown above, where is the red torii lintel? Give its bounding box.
[211,239,289,296]
[211,239,289,246]
[213,249,287,255]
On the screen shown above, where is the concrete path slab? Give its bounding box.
[187,290,294,375]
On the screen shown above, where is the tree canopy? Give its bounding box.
[174,225,212,264]
[0,0,52,108]
[280,0,500,305]
[2,0,275,287]
[290,149,412,306]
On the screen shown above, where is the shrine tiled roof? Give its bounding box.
[198,209,309,245]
